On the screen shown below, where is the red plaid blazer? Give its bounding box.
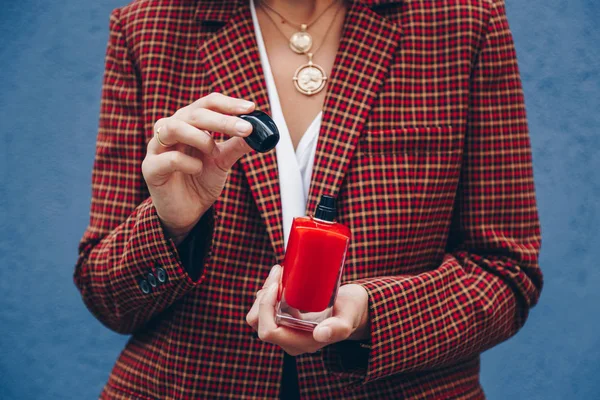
[75,0,542,398]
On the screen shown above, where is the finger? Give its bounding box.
[313,318,353,343]
[252,288,322,354]
[257,283,280,341]
[262,265,282,289]
[313,301,356,344]
[151,118,175,150]
[246,304,259,331]
[261,326,320,355]
[149,118,218,156]
[186,108,253,138]
[280,345,308,357]
[278,329,323,355]
[246,266,282,330]
[142,151,203,185]
[214,137,253,172]
[246,291,265,331]
[194,92,255,115]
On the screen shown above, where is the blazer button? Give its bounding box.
[156,267,167,283]
[139,279,151,294]
[147,272,158,288]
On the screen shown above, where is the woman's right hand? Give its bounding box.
[142,93,255,244]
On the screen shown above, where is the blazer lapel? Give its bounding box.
[198,1,285,258]
[306,1,402,214]
[196,0,402,258]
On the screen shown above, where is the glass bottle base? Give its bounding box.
[275,296,333,332]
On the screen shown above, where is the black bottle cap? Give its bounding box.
[314,195,337,222]
[239,110,280,153]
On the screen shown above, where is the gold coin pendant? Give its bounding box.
[289,31,313,54]
[293,61,327,96]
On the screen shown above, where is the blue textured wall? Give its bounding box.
[0,1,598,399]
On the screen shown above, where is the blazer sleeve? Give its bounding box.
[322,0,543,383]
[74,8,213,335]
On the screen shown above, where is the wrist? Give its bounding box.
[155,205,210,246]
[168,231,191,246]
[160,216,203,246]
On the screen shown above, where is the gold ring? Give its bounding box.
[155,125,172,147]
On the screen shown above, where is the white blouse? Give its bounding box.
[250,0,322,249]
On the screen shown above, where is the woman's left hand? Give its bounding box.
[246,265,370,356]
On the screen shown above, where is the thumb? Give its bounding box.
[215,137,252,171]
[313,315,354,344]
[313,289,364,343]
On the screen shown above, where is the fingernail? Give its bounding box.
[241,101,254,110]
[268,264,280,278]
[235,120,253,135]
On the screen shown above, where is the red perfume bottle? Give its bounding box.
[276,195,351,331]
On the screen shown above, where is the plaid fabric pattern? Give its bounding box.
[74,0,542,398]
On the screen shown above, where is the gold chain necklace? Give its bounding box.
[259,0,343,96]
[260,0,339,54]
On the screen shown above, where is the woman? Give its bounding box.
[75,0,543,398]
